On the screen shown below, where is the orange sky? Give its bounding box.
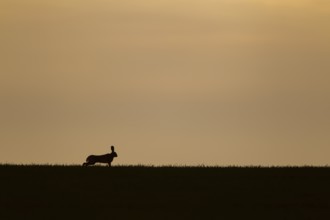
[1,0,329,165]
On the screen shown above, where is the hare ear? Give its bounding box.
[111,146,115,151]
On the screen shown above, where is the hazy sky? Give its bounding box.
[1,0,329,165]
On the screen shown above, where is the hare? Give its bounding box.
[83,146,118,167]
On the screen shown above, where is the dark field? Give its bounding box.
[1,165,330,220]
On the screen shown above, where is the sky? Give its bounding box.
[1,0,329,165]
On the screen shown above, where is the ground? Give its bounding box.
[0,165,329,219]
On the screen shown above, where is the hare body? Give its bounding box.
[83,146,118,167]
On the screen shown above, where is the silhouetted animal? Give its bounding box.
[83,146,118,167]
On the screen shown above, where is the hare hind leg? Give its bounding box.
[83,161,94,166]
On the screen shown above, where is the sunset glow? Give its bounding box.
[1,0,329,165]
